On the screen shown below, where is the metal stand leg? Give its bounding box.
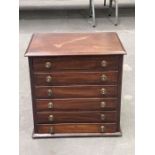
[108,0,113,16]
[89,0,92,17]
[104,0,106,6]
[91,0,96,27]
[114,0,118,26]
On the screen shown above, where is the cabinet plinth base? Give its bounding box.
[32,129,122,139]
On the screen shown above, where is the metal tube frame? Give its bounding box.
[89,0,96,27]
[114,0,118,26]
[109,0,113,16]
[89,0,92,17]
[109,0,119,26]
[104,0,106,6]
[89,0,118,27]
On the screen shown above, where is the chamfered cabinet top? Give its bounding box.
[25,32,126,57]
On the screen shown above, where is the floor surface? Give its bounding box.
[19,8,135,155]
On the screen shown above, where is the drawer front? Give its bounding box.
[36,123,117,133]
[32,56,119,71]
[36,98,118,111]
[36,111,117,123]
[34,71,118,86]
[35,85,118,98]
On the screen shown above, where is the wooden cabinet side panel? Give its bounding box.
[116,55,123,131]
[28,57,37,132]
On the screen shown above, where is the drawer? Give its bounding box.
[36,123,117,134]
[36,111,117,123]
[36,98,118,111]
[34,71,118,86]
[32,56,119,71]
[35,85,118,98]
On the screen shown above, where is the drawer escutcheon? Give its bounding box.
[101,114,105,121]
[101,60,107,67]
[48,115,54,122]
[100,101,106,108]
[49,127,54,134]
[101,74,107,81]
[47,89,52,97]
[48,102,53,109]
[101,88,106,95]
[45,62,52,69]
[46,75,52,83]
[100,125,105,132]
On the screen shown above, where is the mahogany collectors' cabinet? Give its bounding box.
[25,32,126,138]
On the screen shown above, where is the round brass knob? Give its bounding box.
[48,115,54,122]
[47,89,52,97]
[48,102,53,109]
[101,60,107,67]
[101,125,105,133]
[101,74,107,81]
[101,88,106,95]
[46,75,52,83]
[100,101,106,108]
[101,114,105,121]
[45,62,52,69]
[49,127,54,134]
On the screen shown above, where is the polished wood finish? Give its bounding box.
[36,123,117,134]
[25,33,126,57]
[25,32,125,138]
[32,56,119,71]
[29,57,38,132]
[36,111,117,123]
[35,85,118,98]
[35,98,118,111]
[34,71,118,86]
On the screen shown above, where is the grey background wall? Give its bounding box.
[20,0,135,10]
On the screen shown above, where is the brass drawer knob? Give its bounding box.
[101,125,105,133]
[45,62,52,69]
[48,115,54,122]
[47,89,52,97]
[101,74,107,81]
[46,75,52,83]
[100,101,106,108]
[101,88,106,95]
[101,60,107,67]
[101,114,105,121]
[49,127,54,134]
[48,102,53,109]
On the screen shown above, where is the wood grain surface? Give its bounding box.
[35,85,118,98]
[25,33,126,57]
[36,111,117,123]
[32,55,119,71]
[36,123,117,133]
[34,71,118,86]
[35,98,118,111]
